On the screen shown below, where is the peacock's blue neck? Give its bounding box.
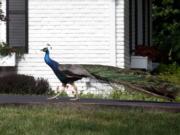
[44,50,51,65]
[44,50,59,69]
[43,49,69,83]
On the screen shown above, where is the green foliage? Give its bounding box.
[156,63,180,85]
[84,65,179,101]
[58,90,68,97]
[0,1,5,21]
[0,42,24,56]
[48,90,68,97]
[109,90,123,100]
[109,89,167,102]
[153,0,180,63]
[80,92,96,98]
[0,42,15,56]
[0,3,21,57]
[0,74,51,95]
[84,65,147,82]
[79,90,167,102]
[155,63,179,74]
[80,92,103,99]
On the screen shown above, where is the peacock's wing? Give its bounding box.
[59,64,93,78]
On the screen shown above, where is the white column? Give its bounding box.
[116,0,125,68]
[110,0,116,66]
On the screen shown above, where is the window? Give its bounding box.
[7,0,28,52]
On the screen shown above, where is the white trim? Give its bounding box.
[109,0,116,66]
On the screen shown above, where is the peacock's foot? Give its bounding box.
[47,94,60,100]
[70,97,80,101]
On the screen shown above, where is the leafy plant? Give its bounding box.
[153,0,180,63]
[58,90,68,97]
[0,42,16,56]
[0,1,6,21]
[0,42,24,56]
[0,3,19,57]
[80,92,103,99]
[155,63,180,85]
[109,89,168,102]
[155,62,179,74]
[0,74,51,95]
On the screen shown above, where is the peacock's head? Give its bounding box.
[41,44,52,53]
[41,47,48,52]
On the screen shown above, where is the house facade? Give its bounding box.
[0,0,152,90]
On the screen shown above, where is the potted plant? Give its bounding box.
[131,46,160,70]
[0,42,16,66]
[0,2,16,66]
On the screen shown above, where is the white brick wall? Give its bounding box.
[28,0,116,65]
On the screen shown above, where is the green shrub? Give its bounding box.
[109,89,168,102]
[0,74,51,95]
[80,92,103,99]
[155,63,180,74]
[109,90,123,100]
[58,90,68,97]
[155,63,180,85]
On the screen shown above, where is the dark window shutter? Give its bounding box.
[7,0,28,52]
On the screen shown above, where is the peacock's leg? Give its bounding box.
[70,83,80,101]
[47,84,66,100]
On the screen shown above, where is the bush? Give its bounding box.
[154,63,180,85]
[58,90,68,97]
[0,74,51,95]
[155,63,180,74]
[80,92,103,99]
[0,42,16,56]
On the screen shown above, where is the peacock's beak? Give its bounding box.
[40,48,46,52]
[41,47,48,52]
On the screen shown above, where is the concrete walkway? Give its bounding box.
[0,95,180,112]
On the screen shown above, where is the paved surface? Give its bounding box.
[0,95,180,112]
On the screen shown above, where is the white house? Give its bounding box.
[0,0,152,91]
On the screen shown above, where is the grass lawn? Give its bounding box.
[0,105,179,135]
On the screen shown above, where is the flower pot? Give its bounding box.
[0,53,16,66]
[131,56,152,70]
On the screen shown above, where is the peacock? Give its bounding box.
[41,45,176,101]
[41,45,94,100]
